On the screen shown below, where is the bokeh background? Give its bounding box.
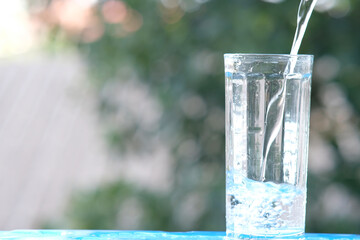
[0,0,359,234]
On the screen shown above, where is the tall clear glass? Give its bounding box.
[224,54,313,238]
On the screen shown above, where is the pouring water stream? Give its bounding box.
[260,0,318,182]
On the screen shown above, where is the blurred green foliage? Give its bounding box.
[53,0,360,234]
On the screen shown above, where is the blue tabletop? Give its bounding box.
[0,230,359,239]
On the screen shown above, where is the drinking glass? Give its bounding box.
[224,54,313,238]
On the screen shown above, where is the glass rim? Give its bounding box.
[224,53,313,58]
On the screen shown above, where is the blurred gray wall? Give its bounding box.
[0,53,109,229]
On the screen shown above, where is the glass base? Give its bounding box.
[226,228,304,239]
